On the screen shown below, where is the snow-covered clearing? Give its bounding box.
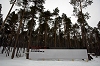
[0,48,100,66]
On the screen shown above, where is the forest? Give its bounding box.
[0,0,100,59]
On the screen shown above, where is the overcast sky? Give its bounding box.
[0,0,100,27]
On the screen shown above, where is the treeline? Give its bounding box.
[0,0,100,59]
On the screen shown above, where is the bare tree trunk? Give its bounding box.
[11,9,25,59]
[59,34,61,47]
[54,24,57,47]
[54,31,56,47]
[44,22,48,47]
[26,31,31,59]
[68,33,71,48]
[0,0,16,31]
[26,16,34,59]
[44,30,47,47]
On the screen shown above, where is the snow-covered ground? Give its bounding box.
[0,48,100,66]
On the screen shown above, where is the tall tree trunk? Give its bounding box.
[74,33,77,48]
[68,32,71,48]
[54,30,56,47]
[11,8,25,59]
[26,30,32,59]
[59,34,61,47]
[26,16,34,59]
[80,0,87,49]
[44,22,47,47]
[0,0,16,31]
[54,21,57,47]
[37,31,40,46]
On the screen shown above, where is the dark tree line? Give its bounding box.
[0,0,100,59]
[0,4,3,47]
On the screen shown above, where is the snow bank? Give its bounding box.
[0,56,100,66]
[0,47,100,66]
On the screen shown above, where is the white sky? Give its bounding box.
[0,0,100,27]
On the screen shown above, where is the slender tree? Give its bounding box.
[62,13,72,48]
[52,7,59,47]
[72,23,79,48]
[0,0,16,31]
[11,0,29,59]
[70,0,93,48]
[26,0,45,59]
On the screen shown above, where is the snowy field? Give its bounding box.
[0,48,100,66]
